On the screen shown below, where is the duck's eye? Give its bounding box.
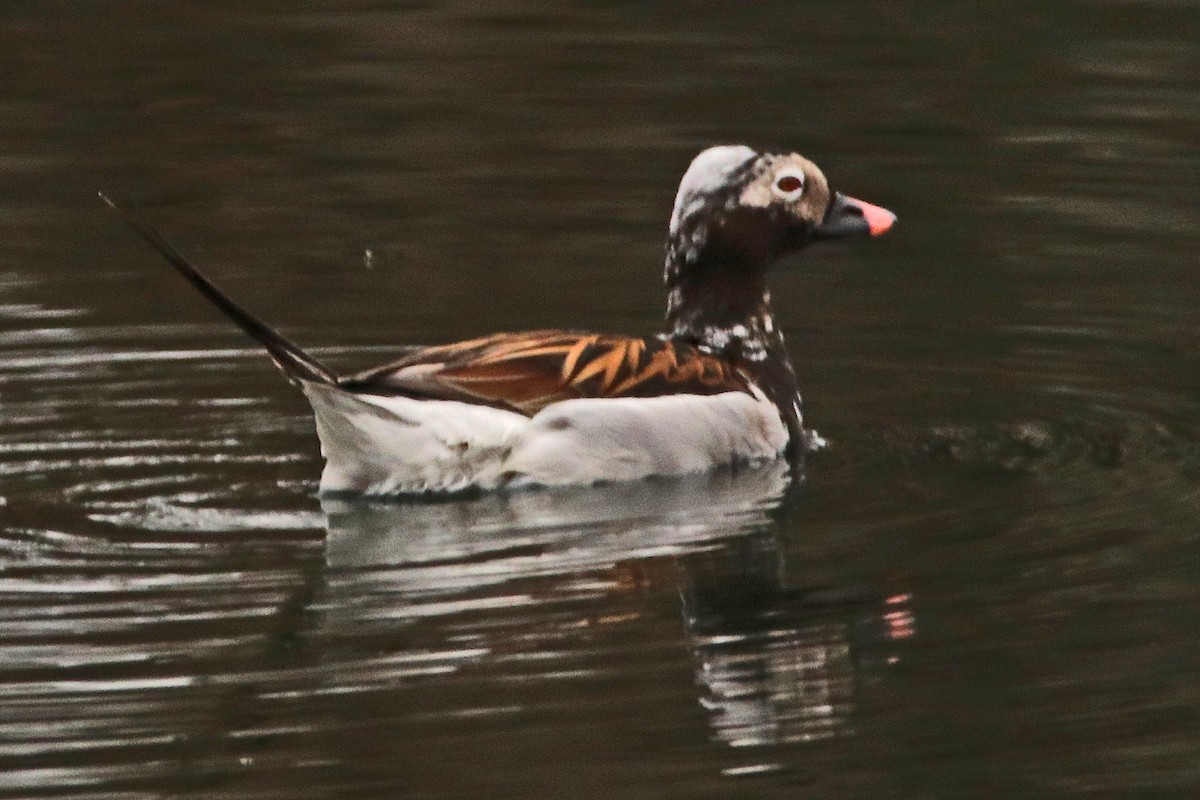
[773,173,805,198]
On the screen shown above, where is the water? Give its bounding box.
[2,1,1199,797]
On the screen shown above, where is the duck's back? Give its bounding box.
[339,330,755,414]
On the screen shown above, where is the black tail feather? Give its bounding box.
[100,193,338,386]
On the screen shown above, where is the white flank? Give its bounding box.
[303,382,788,495]
[304,384,526,494]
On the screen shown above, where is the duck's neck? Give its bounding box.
[663,231,784,363]
[663,226,807,456]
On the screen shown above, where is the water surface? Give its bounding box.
[1,2,1199,797]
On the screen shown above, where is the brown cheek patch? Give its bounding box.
[803,187,829,222]
[738,175,775,208]
[796,161,830,221]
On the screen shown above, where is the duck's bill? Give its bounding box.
[814,192,896,239]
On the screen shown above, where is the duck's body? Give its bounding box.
[306,377,787,494]
[105,145,894,494]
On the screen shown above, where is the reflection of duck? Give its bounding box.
[105,146,894,493]
[313,470,913,756]
[680,537,915,749]
[304,463,794,694]
[321,460,792,572]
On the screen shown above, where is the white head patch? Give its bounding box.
[669,145,758,235]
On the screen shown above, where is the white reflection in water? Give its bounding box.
[680,531,916,749]
[695,623,857,747]
[319,463,913,751]
[92,502,322,533]
[321,461,793,574]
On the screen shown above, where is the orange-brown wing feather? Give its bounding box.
[339,331,752,416]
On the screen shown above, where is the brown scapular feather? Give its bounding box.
[341,331,753,416]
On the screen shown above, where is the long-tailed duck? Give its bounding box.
[103,145,894,494]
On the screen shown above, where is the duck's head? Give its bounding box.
[665,145,895,356]
[668,145,895,266]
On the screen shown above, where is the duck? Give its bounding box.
[102,145,895,495]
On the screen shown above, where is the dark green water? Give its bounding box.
[1,2,1198,797]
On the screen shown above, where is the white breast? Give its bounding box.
[303,383,788,495]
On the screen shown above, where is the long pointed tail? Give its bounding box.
[100,193,338,386]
